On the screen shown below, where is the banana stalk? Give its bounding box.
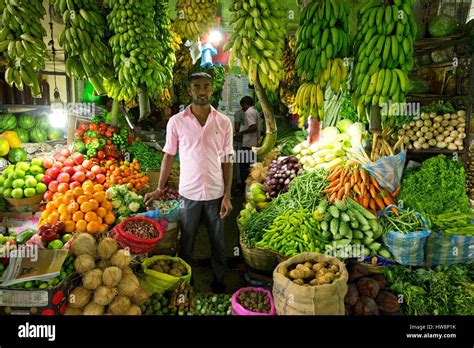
[253,72,277,159]
[138,87,151,121]
[110,99,120,126]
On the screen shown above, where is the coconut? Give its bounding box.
[131,287,150,305]
[63,307,83,315]
[102,267,123,287]
[117,274,139,297]
[74,254,96,274]
[98,237,118,260]
[110,249,131,268]
[82,269,103,290]
[93,286,117,306]
[96,259,111,270]
[108,295,131,315]
[71,233,97,257]
[82,302,105,315]
[126,305,141,316]
[68,287,91,308]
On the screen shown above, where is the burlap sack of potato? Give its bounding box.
[272,252,348,315]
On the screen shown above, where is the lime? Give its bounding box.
[36,183,47,194]
[7,171,14,179]
[13,169,25,179]
[31,158,43,167]
[24,188,36,198]
[62,233,72,243]
[29,165,43,176]
[25,177,37,188]
[0,176,5,186]
[48,240,64,250]
[3,188,12,198]
[35,173,44,182]
[3,178,12,188]
[12,179,25,189]
[11,188,24,199]
[16,162,30,172]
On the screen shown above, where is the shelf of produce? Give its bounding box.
[414,34,468,54]
[0,105,51,113]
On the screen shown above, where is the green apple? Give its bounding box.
[48,240,64,250]
[31,158,43,167]
[11,188,23,199]
[35,173,44,182]
[3,165,14,177]
[61,234,72,243]
[25,177,37,188]
[29,165,43,176]
[8,171,14,179]
[36,183,47,194]
[16,162,30,172]
[0,176,5,186]
[3,188,12,198]
[24,188,36,198]
[12,179,25,189]
[3,178,13,188]
[13,169,25,180]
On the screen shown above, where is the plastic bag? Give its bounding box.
[362,151,406,194]
[425,232,474,266]
[231,287,275,316]
[141,255,191,294]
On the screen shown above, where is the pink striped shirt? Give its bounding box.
[162,105,234,201]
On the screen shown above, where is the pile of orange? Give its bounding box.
[102,159,149,192]
[40,180,116,234]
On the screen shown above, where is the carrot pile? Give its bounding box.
[322,163,399,215]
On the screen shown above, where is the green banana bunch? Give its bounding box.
[351,0,417,118]
[173,46,193,105]
[173,0,216,41]
[154,0,174,85]
[104,0,171,105]
[225,0,287,91]
[55,0,111,95]
[0,0,47,97]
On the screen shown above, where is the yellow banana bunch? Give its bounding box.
[351,0,416,118]
[154,87,174,110]
[283,36,297,87]
[171,32,182,53]
[1,0,47,97]
[225,0,287,91]
[173,0,217,41]
[295,82,325,121]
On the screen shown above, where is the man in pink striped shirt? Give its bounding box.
[145,72,233,292]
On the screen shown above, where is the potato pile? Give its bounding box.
[64,234,150,315]
[150,259,188,278]
[287,260,342,286]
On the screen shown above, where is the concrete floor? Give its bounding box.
[191,195,247,294]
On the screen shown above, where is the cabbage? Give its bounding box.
[336,119,354,133]
[346,122,367,149]
[321,127,339,143]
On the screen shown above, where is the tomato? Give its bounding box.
[97,150,105,159]
[89,123,98,131]
[79,123,89,131]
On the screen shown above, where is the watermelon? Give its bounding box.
[17,114,36,129]
[48,128,63,141]
[8,148,27,163]
[428,15,458,37]
[15,128,29,143]
[36,114,50,130]
[29,128,47,143]
[0,114,17,131]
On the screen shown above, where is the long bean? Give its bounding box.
[381,208,426,235]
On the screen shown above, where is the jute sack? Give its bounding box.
[272,252,348,315]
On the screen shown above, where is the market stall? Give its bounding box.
[0,0,473,317]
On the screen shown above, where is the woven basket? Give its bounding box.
[239,236,279,273]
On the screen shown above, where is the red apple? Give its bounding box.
[57,173,71,183]
[61,167,76,176]
[64,158,75,167]
[46,167,60,179]
[60,148,71,158]
[42,175,54,185]
[71,172,86,183]
[43,158,54,169]
[85,171,95,181]
[48,180,59,192]
[91,165,102,176]
[43,191,54,201]
[57,182,69,194]
[95,174,106,184]
[73,153,84,165]
[69,181,81,190]
[82,160,93,170]
[73,165,86,173]
[54,161,64,170]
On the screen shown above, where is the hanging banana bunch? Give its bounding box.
[171,31,182,54]
[0,0,47,97]
[280,35,299,112]
[173,45,193,106]
[173,0,216,41]
[294,0,351,122]
[351,0,416,119]
[103,0,171,118]
[55,0,111,95]
[154,0,174,84]
[225,0,286,91]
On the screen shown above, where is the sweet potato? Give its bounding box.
[376,291,400,313]
[347,262,368,282]
[356,277,380,299]
[353,296,380,315]
[344,284,359,306]
[371,273,387,290]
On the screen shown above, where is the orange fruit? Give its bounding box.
[86,221,99,233]
[84,211,97,222]
[93,184,104,192]
[96,207,107,218]
[73,211,84,222]
[73,187,84,197]
[77,195,89,205]
[62,192,74,204]
[57,204,68,215]
[53,195,63,208]
[46,202,56,211]
[46,212,59,225]
[59,213,71,223]
[64,220,75,233]
[41,211,48,220]
[98,224,108,233]
[80,202,93,213]
[126,183,133,190]
[76,220,87,232]
[101,200,112,211]
[89,199,99,210]
[105,212,116,225]
[67,202,79,214]
[93,191,105,203]
[96,216,103,225]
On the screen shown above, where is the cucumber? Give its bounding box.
[322,230,331,238]
[353,210,369,226]
[354,230,364,239]
[334,199,348,211]
[329,205,340,218]
[320,220,328,231]
[350,220,360,229]
[364,230,374,239]
[361,224,372,232]
[368,219,380,232]
[317,199,329,215]
[341,212,351,222]
[368,242,382,251]
[363,236,374,245]
[330,218,340,235]
[339,220,350,237]
[323,212,332,221]
[347,196,376,220]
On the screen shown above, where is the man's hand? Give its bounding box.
[220,195,233,219]
[144,189,162,207]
